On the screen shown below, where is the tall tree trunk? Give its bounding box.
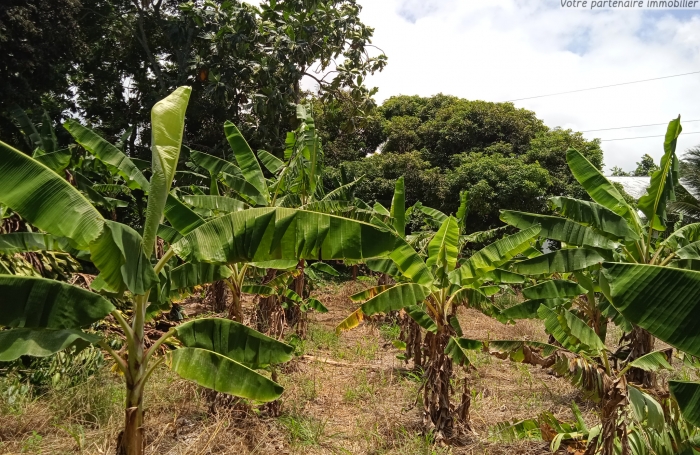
[625,326,655,387]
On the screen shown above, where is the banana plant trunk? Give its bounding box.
[118,379,145,455]
[210,280,228,313]
[625,326,656,388]
[286,260,307,336]
[422,326,456,441]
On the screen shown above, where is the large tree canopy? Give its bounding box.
[0,0,385,158]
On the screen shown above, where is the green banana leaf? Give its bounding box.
[189,148,241,177]
[674,241,700,260]
[601,262,700,357]
[637,117,681,231]
[34,148,72,174]
[0,233,63,253]
[308,262,339,276]
[221,173,268,206]
[522,280,586,300]
[181,195,248,214]
[426,216,459,286]
[170,262,232,291]
[304,298,328,313]
[445,337,483,366]
[142,86,192,256]
[89,221,159,295]
[0,140,104,249]
[64,120,150,191]
[225,121,269,202]
[550,196,638,240]
[668,381,700,427]
[452,225,541,283]
[257,150,284,174]
[169,347,283,402]
[164,194,205,235]
[514,248,604,274]
[627,350,673,372]
[500,210,617,249]
[0,275,115,329]
[10,103,42,151]
[405,304,437,333]
[0,328,101,361]
[566,148,639,229]
[174,318,293,369]
[172,207,432,285]
[498,298,569,322]
[390,176,406,236]
[360,283,430,316]
[479,268,526,284]
[538,305,606,354]
[157,224,182,244]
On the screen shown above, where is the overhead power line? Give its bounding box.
[504,70,700,102]
[600,131,700,142]
[581,119,700,133]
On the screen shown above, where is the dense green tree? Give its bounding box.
[633,153,660,176]
[610,166,630,176]
[1,0,386,159]
[523,128,603,199]
[328,151,447,209]
[446,152,552,230]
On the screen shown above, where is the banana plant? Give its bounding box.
[498,117,689,386]
[471,297,694,455]
[0,87,427,455]
[602,262,700,438]
[336,213,541,440]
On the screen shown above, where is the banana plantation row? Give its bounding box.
[1,86,699,455]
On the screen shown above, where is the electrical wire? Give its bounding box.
[581,119,700,133]
[600,131,700,142]
[504,70,700,102]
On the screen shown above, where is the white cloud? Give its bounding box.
[340,1,700,172]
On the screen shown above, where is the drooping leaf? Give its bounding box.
[142,86,192,256]
[0,233,63,254]
[0,328,101,361]
[308,262,339,276]
[500,210,617,249]
[0,140,104,249]
[169,347,283,401]
[513,249,604,275]
[220,173,268,206]
[349,285,395,302]
[225,121,269,202]
[10,104,42,150]
[405,304,437,333]
[241,284,276,297]
[89,221,159,295]
[480,268,526,284]
[416,204,448,225]
[0,276,115,329]
[170,263,232,290]
[522,280,586,300]
[365,258,400,277]
[551,196,638,240]
[538,305,606,354]
[64,120,150,191]
[373,202,390,217]
[628,385,666,431]
[627,350,673,372]
[445,337,482,366]
[390,176,406,236]
[157,224,182,244]
[638,117,682,231]
[674,241,700,260]
[305,298,328,313]
[174,318,293,369]
[498,299,568,322]
[601,263,700,358]
[181,195,248,214]
[360,283,430,316]
[164,194,205,235]
[335,308,364,333]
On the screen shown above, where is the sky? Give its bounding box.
[307,0,700,173]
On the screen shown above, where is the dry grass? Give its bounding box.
[0,280,601,455]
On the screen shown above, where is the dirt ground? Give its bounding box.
[0,279,603,455]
